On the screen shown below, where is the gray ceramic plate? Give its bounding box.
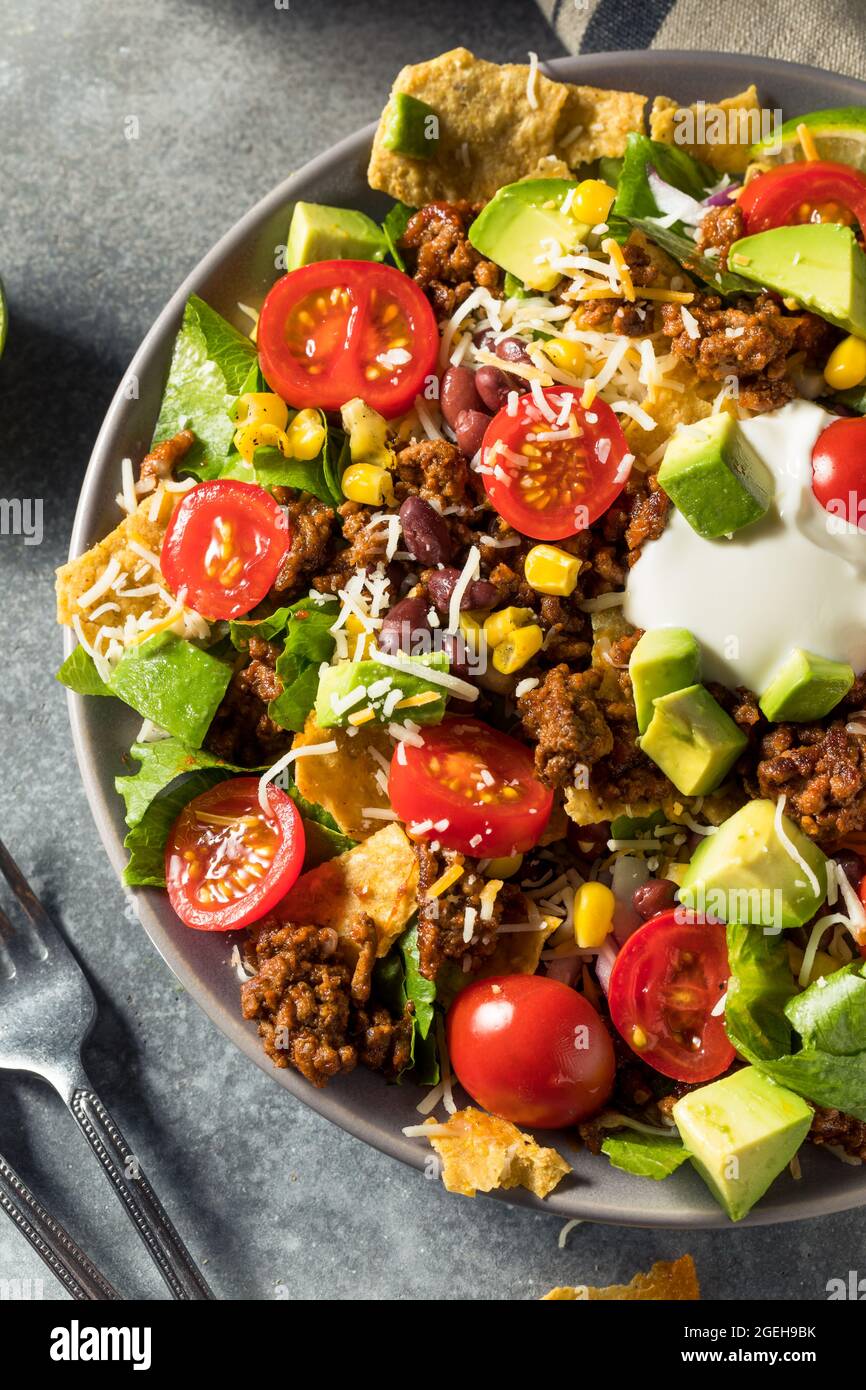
[66,50,866,1227]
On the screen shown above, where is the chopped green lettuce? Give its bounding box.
[627,217,760,297]
[56,646,112,697]
[115,737,247,827]
[381,201,415,272]
[725,923,866,1120]
[109,632,232,749]
[152,294,257,473]
[229,596,339,734]
[601,1129,690,1180]
[374,922,438,1083]
[614,133,713,222]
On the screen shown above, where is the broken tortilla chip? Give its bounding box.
[542,1254,700,1301]
[424,1107,570,1199]
[473,915,558,980]
[650,87,761,174]
[292,715,392,840]
[556,83,647,166]
[55,500,175,648]
[368,48,570,204]
[276,822,418,959]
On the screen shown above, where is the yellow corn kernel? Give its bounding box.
[572,179,616,227]
[230,392,289,431]
[233,421,291,462]
[341,462,395,506]
[492,623,543,674]
[483,605,534,649]
[573,881,616,949]
[824,335,866,391]
[341,396,391,466]
[287,408,326,460]
[524,543,582,597]
[543,337,586,376]
[484,853,523,879]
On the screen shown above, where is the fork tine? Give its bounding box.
[0,838,58,941]
[0,902,14,944]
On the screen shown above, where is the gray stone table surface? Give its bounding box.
[0,0,861,1301]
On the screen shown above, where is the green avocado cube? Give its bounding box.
[639,683,747,796]
[728,222,866,338]
[109,632,231,749]
[382,92,439,160]
[759,647,855,722]
[678,797,828,929]
[315,652,447,728]
[658,414,773,539]
[629,627,701,733]
[468,180,590,292]
[673,1068,812,1222]
[287,202,387,271]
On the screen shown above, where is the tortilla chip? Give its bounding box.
[292,715,393,840]
[277,822,418,959]
[368,48,570,204]
[425,1108,570,1199]
[542,1255,700,1301]
[650,87,761,174]
[565,782,743,829]
[55,500,174,647]
[473,913,558,980]
[556,84,647,166]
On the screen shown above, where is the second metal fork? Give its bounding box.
[0,840,213,1299]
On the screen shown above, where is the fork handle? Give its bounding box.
[0,1155,121,1300]
[65,1081,214,1300]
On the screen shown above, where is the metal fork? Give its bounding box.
[0,1152,120,1299]
[0,839,213,1299]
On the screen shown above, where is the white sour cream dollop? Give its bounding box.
[624,400,866,691]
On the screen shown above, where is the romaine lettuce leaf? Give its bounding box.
[381,201,415,272]
[614,132,713,222]
[152,294,257,473]
[601,1130,690,1180]
[230,596,338,734]
[374,921,439,1084]
[56,646,112,697]
[116,737,248,827]
[109,632,232,749]
[627,217,760,297]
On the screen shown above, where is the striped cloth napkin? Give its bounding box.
[536,0,866,83]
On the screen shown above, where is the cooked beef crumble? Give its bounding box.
[576,242,659,336]
[414,843,525,981]
[399,200,502,319]
[138,428,196,487]
[755,721,866,840]
[810,1106,866,1162]
[271,492,337,596]
[241,914,412,1085]
[206,637,291,767]
[694,202,745,270]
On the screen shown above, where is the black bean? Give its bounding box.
[566,821,611,857]
[632,879,678,920]
[474,364,515,413]
[440,366,484,429]
[426,568,498,614]
[378,595,431,655]
[835,851,865,892]
[454,408,491,459]
[398,495,453,566]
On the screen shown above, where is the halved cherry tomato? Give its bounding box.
[811,415,866,529]
[739,160,866,234]
[165,778,305,931]
[447,975,615,1128]
[481,386,631,540]
[389,717,553,857]
[607,909,734,1083]
[257,260,438,418]
[161,479,291,620]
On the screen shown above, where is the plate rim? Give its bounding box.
[65,48,866,1229]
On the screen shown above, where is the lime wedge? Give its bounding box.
[751,107,866,170]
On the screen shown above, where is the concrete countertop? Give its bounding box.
[0,0,860,1300]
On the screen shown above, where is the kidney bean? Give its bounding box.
[454,408,491,459]
[632,879,678,921]
[495,336,532,366]
[567,820,611,858]
[399,495,453,566]
[440,366,484,429]
[378,595,431,655]
[834,850,865,892]
[426,567,499,614]
[474,364,516,413]
[439,632,472,681]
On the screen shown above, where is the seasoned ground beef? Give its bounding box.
[399,201,501,320]
[625,474,670,559]
[310,501,396,596]
[206,637,291,767]
[810,1106,866,1161]
[708,682,764,741]
[415,844,524,981]
[519,665,614,789]
[660,291,834,414]
[694,202,745,270]
[755,721,866,839]
[577,242,659,336]
[241,915,411,1085]
[393,437,473,509]
[138,428,196,487]
[272,493,337,596]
